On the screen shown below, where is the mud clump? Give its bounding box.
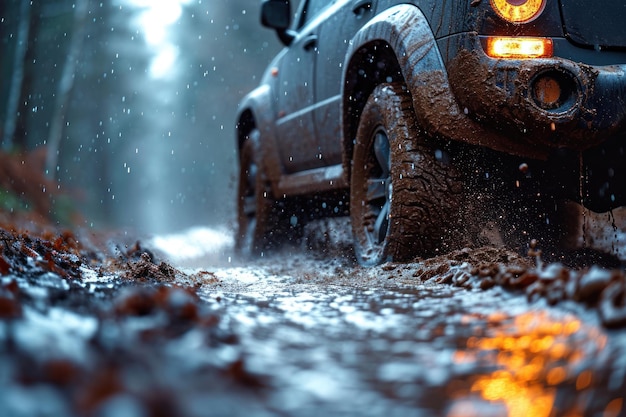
[409,245,626,328]
[123,252,180,283]
[299,218,626,329]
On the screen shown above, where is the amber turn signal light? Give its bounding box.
[490,0,546,23]
[486,37,553,59]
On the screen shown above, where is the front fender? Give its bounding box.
[341,4,550,167]
[236,84,283,188]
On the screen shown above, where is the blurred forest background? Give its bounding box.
[0,0,281,234]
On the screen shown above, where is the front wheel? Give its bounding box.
[236,131,275,256]
[236,130,303,256]
[350,83,463,266]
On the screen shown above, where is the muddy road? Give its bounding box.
[1,218,626,416]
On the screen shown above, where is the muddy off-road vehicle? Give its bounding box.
[235,0,626,265]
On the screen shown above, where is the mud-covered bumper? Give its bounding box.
[448,38,626,152]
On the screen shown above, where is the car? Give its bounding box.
[235,0,626,266]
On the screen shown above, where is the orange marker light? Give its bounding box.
[491,0,546,23]
[486,37,553,59]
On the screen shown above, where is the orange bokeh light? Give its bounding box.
[450,311,610,417]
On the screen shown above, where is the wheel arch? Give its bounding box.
[341,5,448,179]
[341,39,404,181]
[341,4,551,171]
[236,108,256,154]
[235,85,283,189]
[235,85,273,154]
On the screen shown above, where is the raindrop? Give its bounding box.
[519,163,529,174]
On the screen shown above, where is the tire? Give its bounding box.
[350,83,463,266]
[236,130,302,256]
[235,131,275,256]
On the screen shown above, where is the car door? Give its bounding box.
[274,0,334,174]
[313,0,377,166]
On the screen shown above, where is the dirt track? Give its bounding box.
[1,219,626,416]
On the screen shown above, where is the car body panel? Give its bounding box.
[274,27,319,173]
[559,0,626,48]
[313,0,376,167]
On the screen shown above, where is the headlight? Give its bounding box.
[490,0,546,23]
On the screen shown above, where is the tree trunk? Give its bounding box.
[2,0,33,151]
[45,0,89,178]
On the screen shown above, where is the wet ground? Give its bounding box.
[1,218,626,416]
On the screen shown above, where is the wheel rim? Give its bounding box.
[364,128,392,249]
[243,161,258,220]
[237,142,259,253]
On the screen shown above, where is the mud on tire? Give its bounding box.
[350,83,464,266]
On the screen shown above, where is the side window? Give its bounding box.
[296,0,333,28]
